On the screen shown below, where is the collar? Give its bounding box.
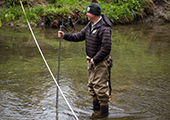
[92,16,102,27]
[91,16,102,31]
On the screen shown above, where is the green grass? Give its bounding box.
[0,0,148,25]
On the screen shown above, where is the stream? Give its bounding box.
[0,23,170,120]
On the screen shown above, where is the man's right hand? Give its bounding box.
[58,31,65,38]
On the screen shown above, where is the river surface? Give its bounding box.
[0,23,170,120]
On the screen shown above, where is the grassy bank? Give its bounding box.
[0,0,154,27]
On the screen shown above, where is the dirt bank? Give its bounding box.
[137,0,170,24]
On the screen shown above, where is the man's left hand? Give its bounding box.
[90,59,95,65]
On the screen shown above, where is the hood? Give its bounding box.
[101,14,112,27]
[87,14,111,29]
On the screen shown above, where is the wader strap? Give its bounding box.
[107,56,113,96]
[108,67,112,96]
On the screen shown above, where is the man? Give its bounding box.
[58,3,112,118]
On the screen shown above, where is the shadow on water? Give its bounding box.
[0,23,170,120]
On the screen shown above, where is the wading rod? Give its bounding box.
[56,25,63,119]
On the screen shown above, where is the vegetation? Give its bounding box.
[0,0,154,27]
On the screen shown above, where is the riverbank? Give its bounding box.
[137,0,170,24]
[0,0,170,27]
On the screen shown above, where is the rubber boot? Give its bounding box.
[95,105,109,118]
[92,100,100,111]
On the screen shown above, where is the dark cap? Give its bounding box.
[86,3,101,16]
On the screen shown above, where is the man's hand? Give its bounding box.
[58,31,65,38]
[90,59,95,65]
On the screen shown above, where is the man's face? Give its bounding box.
[86,12,95,22]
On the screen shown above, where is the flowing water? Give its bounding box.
[0,23,170,120]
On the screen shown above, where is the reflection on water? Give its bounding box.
[0,23,170,120]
